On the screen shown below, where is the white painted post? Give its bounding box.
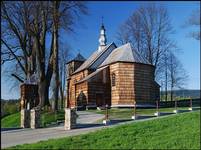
[103,104,110,125]
[154,100,160,117]
[188,98,193,111]
[173,100,178,114]
[131,101,137,120]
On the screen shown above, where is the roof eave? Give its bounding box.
[99,61,155,69]
[72,42,117,75]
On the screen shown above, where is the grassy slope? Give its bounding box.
[1,112,20,128]
[9,111,200,149]
[1,111,64,128]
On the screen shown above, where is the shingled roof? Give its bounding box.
[73,42,116,74]
[99,43,151,67]
[66,53,85,64]
[74,53,86,61]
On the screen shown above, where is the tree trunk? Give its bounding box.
[59,66,64,109]
[38,80,50,107]
[51,1,60,111]
[165,53,168,102]
[59,81,64,109]
[170,86,173,102]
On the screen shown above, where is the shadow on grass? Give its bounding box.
[178,110,190,113]
[109,119,133,124]
[75,123,103,129]
[192,107,200,111]
[159,112,175,116]
[136,115,156,120]
[1,127,22,132]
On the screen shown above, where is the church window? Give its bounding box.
[112,73,116,86]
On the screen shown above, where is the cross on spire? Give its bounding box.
[98,16,107,52]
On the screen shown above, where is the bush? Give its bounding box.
[1,100,20,118]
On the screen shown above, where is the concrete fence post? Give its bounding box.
[64,108,77,130]
[30,107,41,129]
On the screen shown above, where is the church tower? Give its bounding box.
[98,22,107,52]
[66,53,85,77]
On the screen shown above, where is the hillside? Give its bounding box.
[161,89,200,99]
[9,111,200,149]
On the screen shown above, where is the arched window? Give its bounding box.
[112,73,116,86]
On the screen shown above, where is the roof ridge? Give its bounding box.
[87,42,115,68]
[99,42,151,67]
[73,42,116,74]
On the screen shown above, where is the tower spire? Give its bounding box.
[98,17,107,52]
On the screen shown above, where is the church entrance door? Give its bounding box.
[96,93,104,107]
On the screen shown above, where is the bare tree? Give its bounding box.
[116,4,175,80]
[58,43,71,109]
[50,1,88,111]
[1,2,36,82]
[167,52,188,101]
[184,8,200,40]
[1,1,87,108]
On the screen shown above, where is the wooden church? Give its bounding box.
[66,23,160,109]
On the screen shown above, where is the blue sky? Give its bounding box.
[1,1,200,99]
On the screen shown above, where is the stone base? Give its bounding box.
[64,108,77,130]
[131,115,137,120]
[30,107,41,129]
[21,109,30,128]
[103,119,110,125]
[154,112,160,117]
[173,110,179,114]
[188,107,193,111]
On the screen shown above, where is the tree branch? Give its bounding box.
[1,39,27,75]
[11,73,24,83]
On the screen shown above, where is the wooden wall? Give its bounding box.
[75,82,88,107]
[110,63,135,105]
[20,84,39,110]
[110,62,159,106]
[133,63,156,103]
[67,69,89,108]
[88,67,111,106]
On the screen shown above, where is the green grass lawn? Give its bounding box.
[1,112,20,128]
[1,110,64,128]
[8,110,200,149]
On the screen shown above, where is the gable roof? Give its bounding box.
[73,42,116,74]
[99,43,151,67]
[66,53,85,64]
[74,53,86,61]
[75,66,108,84]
